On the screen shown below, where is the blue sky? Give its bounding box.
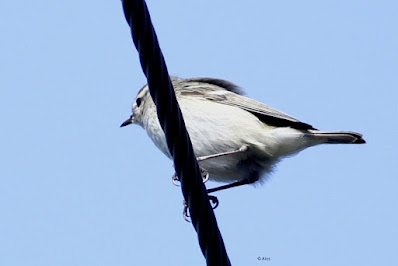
[1,1,397,265]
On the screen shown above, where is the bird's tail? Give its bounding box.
[309,130,366,144]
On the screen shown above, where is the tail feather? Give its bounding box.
[310,130,366,144]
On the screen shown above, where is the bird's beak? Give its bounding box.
[120,115,135,127]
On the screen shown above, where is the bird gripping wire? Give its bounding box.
[121,1,231,265]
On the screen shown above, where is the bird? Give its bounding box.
[121,77,365,193]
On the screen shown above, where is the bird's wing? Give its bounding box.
[206,92,315,130]
[176,78,315,130]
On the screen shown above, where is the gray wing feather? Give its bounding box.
[206,92,315,130]
[175,77,315,130]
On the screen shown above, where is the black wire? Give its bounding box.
[121,1,231,265]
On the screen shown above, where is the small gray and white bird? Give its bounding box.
[121,77,365,192]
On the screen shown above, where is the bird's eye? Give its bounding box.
[136,97,142,107]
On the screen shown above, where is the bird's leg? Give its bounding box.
[196,145,249,162]
[207,177,258,194]
[198,145,252,193]
[172,145,248,186]
[178,145,251,220]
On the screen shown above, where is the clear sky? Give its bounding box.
[1,1,397,265]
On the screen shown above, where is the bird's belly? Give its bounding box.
[143,99,294,183]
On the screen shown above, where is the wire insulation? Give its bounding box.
[121,1,231,265]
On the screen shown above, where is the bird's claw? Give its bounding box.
[172,167,209,186]
[182,195,219,222]
[172,174,180,186]
[183,200,190,222]
[201,168,210,183]
[208,195,219,209]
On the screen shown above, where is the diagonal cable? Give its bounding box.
[121,1,231,265]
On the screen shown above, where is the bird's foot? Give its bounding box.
[182,195,219,222]
[172,167,209,186]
